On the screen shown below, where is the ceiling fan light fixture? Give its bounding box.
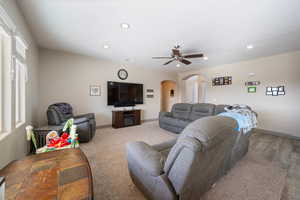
[203,56,208,60]
[154,45,204,67]
[120,23,130,29]
[103,44,110,49]
[246,45,253,49]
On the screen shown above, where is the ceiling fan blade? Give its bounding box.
[183,54,204,58]
[180,59,192,65]
[172,49,181,56]
[152,57,173,59]
[164,59,175,65]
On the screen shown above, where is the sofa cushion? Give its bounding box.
[75,113,95,120]
[152,139,177,161]
[127,142,164,177]
[171,103,193,120]
[51,103,73,118]
[189,103,215,121]
[179,116,238,150]
[165,116,233,173]
[163,116,190,128]
[214,104,229,115]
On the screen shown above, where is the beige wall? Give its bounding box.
[0,1,39,168]
[178,51,300,137]
[38,49,177,126]
[161,81,177,112]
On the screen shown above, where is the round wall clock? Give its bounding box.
[118,69,128,80]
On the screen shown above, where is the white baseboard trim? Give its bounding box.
[96,118,158,130]
[96,124,111,129]
[142,118,158,123]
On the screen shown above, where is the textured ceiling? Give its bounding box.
[17,0,300,71]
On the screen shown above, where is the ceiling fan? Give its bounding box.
[152,45,204,66]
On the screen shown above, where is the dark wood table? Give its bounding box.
[0,149,93,200]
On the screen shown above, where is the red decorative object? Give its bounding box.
[47,132,71,148]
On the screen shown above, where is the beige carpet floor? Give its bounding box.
[201,152,286,200]
[81,121,287,200]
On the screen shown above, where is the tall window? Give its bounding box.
[0,5,27,136]
[0,25,12,134]
[14,37,27,127]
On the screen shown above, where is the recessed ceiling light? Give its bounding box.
[176,63,181,67]
[203,56,208,60]
[120,23,130,29]
[246,45,253,49]
[103,44,109,49]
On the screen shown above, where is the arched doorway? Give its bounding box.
[182,74,208,103]
[160,80,177,112]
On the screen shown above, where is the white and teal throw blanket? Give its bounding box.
[218,105,257,134]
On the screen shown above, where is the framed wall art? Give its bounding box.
[90,85,101,96]
[248,86,256,93]
[212,76,232,86]
[272,87,278,96]
[146,89,154,93]
[146,89,154,98]
[146,95,154,98]
[266,86,285,96]
[278,86,285,95]
[245,81,261,86]
[266,87,273,96]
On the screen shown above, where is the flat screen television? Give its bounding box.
[107,81,143,107]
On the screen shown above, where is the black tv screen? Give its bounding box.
[107,81,143,106]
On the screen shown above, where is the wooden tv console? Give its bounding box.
[112,109,141,128]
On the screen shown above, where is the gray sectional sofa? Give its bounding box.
[127,116,252,200]
[159,103,227,133]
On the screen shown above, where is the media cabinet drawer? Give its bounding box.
[112,110,141,128]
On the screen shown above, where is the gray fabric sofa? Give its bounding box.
[127,116,252,200]
[159,103,227,133]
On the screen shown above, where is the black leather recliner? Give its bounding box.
[47,103,96,142]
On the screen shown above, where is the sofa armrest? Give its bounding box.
[73,117,89,124]
[75,113,95,120]
[127,141,164,177]
[159,112,172,119]
[151,139,177,152]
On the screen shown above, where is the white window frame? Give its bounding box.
[0,25,12,136]
[0,4,28,137]
[0,29,2,134]
[14,59,26,128]
[13,35,27,128]
[0,29,2,133]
